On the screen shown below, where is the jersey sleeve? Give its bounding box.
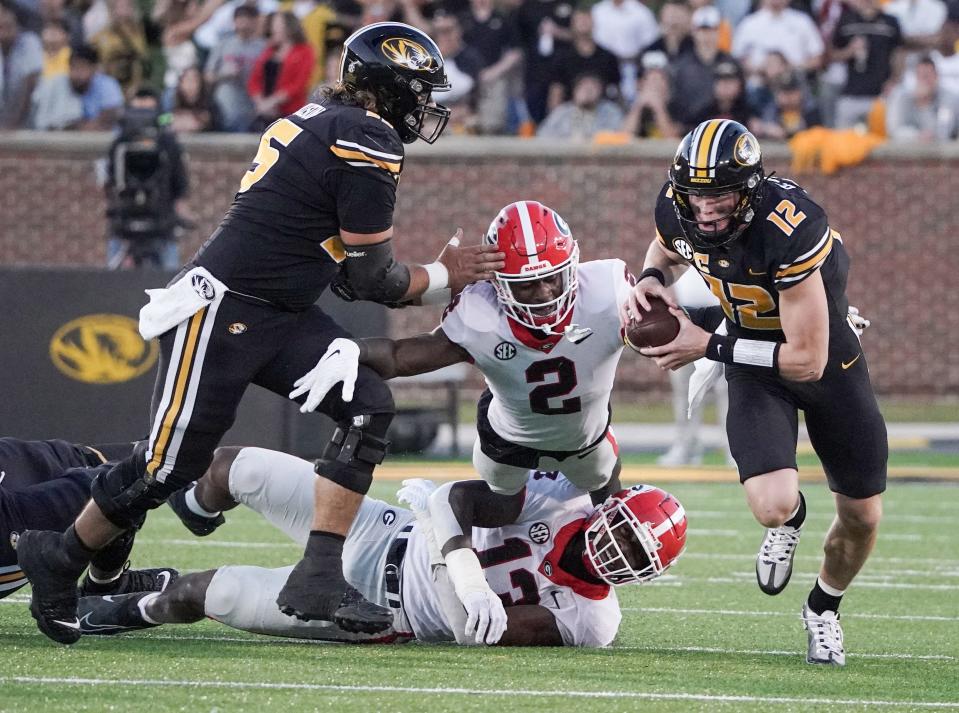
[438,283,500,356]
[330,114,404,235]
[769,198,832,290]
[653,183,685,258]
[517,474,591,524]
[549,588,622,647]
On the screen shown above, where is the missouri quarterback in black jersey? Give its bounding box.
[17,22,505,646]
[626,119,886,667]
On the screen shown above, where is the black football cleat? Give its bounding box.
[167,486,225,537]
[77,593,160,636]
[79,564,179,598]
[334,584,394,634]
[15,530,86,645]
[277,560,393,634]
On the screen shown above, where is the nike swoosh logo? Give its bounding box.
[329,349,341,358]
[748,268,766,276]
[78,612,136,632]
[716,344,723,355]
[157,571,171,591]
[841,354,861,370]
[52,618,81,630]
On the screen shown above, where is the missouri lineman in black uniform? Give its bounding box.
[17,22,504,645]
[625,120,887,666]
[0,438,176,600]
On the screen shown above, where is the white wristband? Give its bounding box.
[445,548,489,597]
[421,262,451,305]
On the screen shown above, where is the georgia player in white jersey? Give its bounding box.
[300,200,636,499]
[75,447,687,646]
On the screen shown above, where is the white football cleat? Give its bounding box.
[756,524,802,595]
[802,604,845,666]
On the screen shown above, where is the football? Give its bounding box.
[624,296,681,351]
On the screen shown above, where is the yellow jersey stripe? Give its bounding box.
[330,146,401,174]
[0,569,24,584]
[776,234,833,278]
[146,308,208,476]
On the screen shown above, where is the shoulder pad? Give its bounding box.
[329,109,405,178]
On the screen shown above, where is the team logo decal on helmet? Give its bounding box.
[734,132,761,167]
[381,37,436,71]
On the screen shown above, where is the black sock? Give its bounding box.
[61,525,96,572]
[807,578,844,615]
[783,491,806,529]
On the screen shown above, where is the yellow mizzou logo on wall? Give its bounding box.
[50,314,158,384]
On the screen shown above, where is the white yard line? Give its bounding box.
[621,606,959,623]
[614,645,955,661]
[2,676,958,708]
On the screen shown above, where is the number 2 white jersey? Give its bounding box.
[402,474,622,647]
[440,259,634,451]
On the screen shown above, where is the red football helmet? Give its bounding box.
[484,200,579,333]
[583,484,687,585]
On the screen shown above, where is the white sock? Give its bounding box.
[87,569,122,584]
[817,576,846,597]
[185,487,221,519]
[137,592,162,625]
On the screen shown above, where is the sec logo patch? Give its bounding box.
[494,342,516,361]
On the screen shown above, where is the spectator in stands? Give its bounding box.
[152,0,228,96]
[431,12,483,132]
[460,0,522,134]
[247,11,315,131]
[884,0,946,52]
[886,54,959,138]
[621,49,680,137]
[0,2,43,128]
[204,4,264,132]
[30,42,123,129]
[642,1,693,63]
[832,0,904,128]
[34,0,83,46]
[170,65,215,132]
[89,0,150,97]
[688,0,733,51]
[40,17,68,77]
[732,0,824,78]
[688,58,757,128]
[931,0,959,93]
[547,8,620,114]
[515,0,573,124]
[591,0,659,103]
[746,49,790,118]
[753,68,823,138]
[195,0,276,55]
[537,70,625,139]
[670,5,735,128]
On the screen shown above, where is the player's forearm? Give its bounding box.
[775,342,828,382]
[355,338,401,379]
[357,334,463,379]
[643,239,688,287]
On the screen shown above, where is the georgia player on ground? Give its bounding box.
[75,447,687,647]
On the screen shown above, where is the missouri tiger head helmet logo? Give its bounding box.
[380,37,436,71]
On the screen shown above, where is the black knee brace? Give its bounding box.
[314,413,392,495]
[91,451,177,529]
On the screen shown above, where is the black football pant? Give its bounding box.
[92,294,394,529]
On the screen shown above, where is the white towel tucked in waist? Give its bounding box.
[139,266,230,340]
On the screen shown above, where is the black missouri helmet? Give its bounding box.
[339,22,451,144]
[669,119,766,249]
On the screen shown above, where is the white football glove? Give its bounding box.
[397,479,444,566]
[288,338,360,413]
[396,478,438,515]
[461,588,508,645]
[847,305,871,337]
[445,549,507,645]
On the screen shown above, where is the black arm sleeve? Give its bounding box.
[341,239,411,303]
[684,305,726,332]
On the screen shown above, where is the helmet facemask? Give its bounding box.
[584,497,663,585]
[398,76,450,144]
[491,243,579,335]
[672,172,764,250]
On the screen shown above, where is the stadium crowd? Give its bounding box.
[2,0,958,137]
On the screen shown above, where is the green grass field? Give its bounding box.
[1,478,957,712]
